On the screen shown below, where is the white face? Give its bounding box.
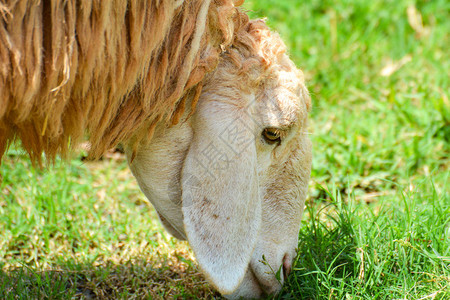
[126,51,312,298]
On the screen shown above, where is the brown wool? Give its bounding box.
[0,1,303,165]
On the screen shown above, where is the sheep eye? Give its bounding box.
[262,128,281,145]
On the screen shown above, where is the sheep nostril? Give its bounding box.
[282,254,292,279]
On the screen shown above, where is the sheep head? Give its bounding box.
[126,20,312,298]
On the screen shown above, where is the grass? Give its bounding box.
[0,152,217,299]
[1,0,449,298]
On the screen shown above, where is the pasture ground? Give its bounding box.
[1,0,449,299]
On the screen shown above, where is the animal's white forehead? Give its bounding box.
[254,63,306,130]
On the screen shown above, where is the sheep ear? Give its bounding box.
[181,102,261,295]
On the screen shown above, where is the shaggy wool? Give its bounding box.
[0,0,309,166]
[0,0,248,163]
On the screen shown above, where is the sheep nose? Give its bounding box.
[282,253,292,279]
[245,251,295,296]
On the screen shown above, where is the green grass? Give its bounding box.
[1,0,449,299]
[0,152,217,298]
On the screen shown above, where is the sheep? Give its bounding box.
[0,0,312,298]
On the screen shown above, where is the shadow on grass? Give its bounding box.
[0,257,220,299]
